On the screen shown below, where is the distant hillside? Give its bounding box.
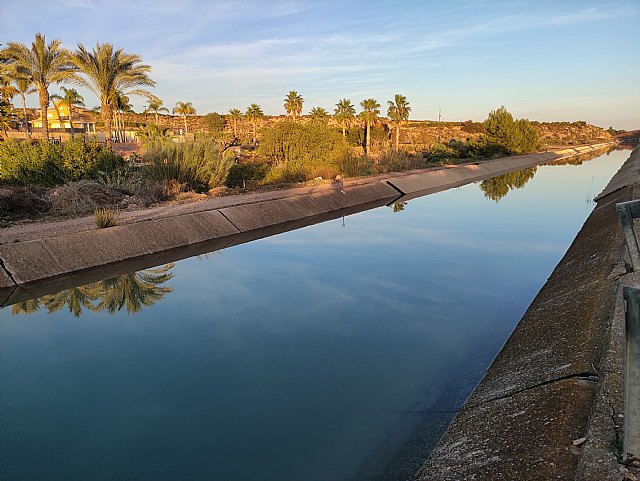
[122,112,613,149]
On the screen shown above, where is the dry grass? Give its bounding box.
[94,208,119,228]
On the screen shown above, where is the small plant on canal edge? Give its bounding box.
[94,208,119,228]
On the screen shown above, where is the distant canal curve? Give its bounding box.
[0,148,629,481]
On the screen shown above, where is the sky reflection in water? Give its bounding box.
[0,149,629,481]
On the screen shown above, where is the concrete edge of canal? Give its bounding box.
[0,142,613,306]
[416,145,640,481]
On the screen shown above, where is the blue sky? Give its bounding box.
[1,0,639,129]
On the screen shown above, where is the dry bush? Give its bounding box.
[49,180,125,216]
[0,186,51,220]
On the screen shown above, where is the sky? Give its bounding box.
[1,0,639,129]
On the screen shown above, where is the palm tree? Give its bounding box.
[173,101,196,134]
[52,86,84,138]
[245,103,263,145]
[360,98,380,155]
[113,91,134,142]
[228,108,242,137]
[387,94,411,151]
[334,98,356,138]
[144,97,169,124]
[309,106,329,124]
[13,75,35,137]
[69,42,155,147]
[0,33,75,140]
[283,90,303,121]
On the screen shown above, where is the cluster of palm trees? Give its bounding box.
[0,33,412,153]
[0,32,155,147]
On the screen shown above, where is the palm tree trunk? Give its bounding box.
[155,111,158,124]
[395,124,400,151]
[233,119,237,137]
[21,94,30,138]
[39,88,49,140]
[366,121,371,155]
[102,102,113,148]
[69,103,75,139]
[252,122,256,144]
[183,115,188,135]
[342,124,345,138]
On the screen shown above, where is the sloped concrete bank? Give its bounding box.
[0,143,613,307]
[416,145,640,481]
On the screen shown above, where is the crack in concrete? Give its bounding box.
[216,209,242,233]
[0,255,18,286]
[385,180,406,195]
[468,371,599,408]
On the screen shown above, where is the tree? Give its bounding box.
[359,98,380,155]
[309,107,329,124]
[387,94,411,151]
[283,90,303,121]
[204,112,225,134]
[144,97,169,123]
[113,91,134,142]
[245,103,264,144]
[13,75,35,137]
[228,108,242,137]
[1,33,75,140]
[334,98,356,138]
[70,42,155,147]
[173,101,196,134]
[51,86,84,138]
[483,106,539,154]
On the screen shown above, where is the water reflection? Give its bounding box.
[479,167,538,202]
[11,263,175,317]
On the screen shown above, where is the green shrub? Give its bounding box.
[261,165,307,185]
[257,121,350,178]
[143,139,234,192]
[0,138,124,186]
[378,150,426,172]
[339,152,375,177]
[225,162,270,188]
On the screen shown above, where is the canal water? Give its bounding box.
[0,149,629,481]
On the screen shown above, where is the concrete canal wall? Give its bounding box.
[0,143,613,307]
[416,145,640,481]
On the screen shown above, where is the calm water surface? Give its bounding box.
[0,150,629,481]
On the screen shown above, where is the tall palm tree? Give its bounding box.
[283,90,303,121]
[334,98,355,138]
[0,33,75,140]
[69,42,155,147]
[173,101,196,134]
[245,103,263,145]
[13,75,35,137]
[52,86,84,138]
[228,108,242,137]
[360,98,380,155]
[144,97,169,124]
[309,106,329,124]
[387,94,411,151]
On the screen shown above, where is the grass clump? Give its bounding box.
[94,207,119,228]
[143,140,235,196]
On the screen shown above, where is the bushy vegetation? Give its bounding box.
[94,207,119,228]
[143,139,235,192]
[225,162,270,188]
[483,106,540,154]
[257,121,350,180]
[0,138,124,186]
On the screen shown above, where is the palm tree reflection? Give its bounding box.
[11,263,175,317]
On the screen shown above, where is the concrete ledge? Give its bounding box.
[389,143,612,198]
[416,146,637,481]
